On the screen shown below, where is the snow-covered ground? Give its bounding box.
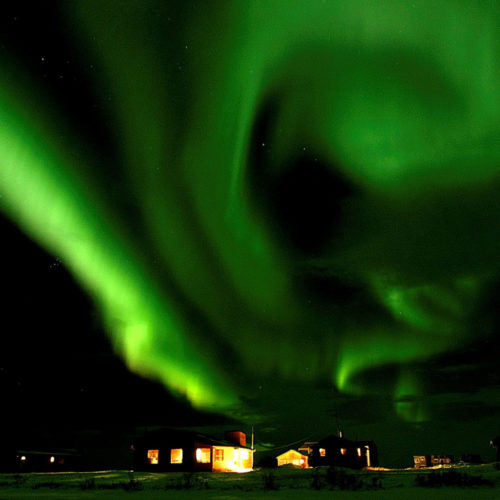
[0,464,498,499]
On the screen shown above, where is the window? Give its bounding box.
[357,448,362,457]
[170,448,183,464]
[240,449,249,460]
[319,448,326,457]
[196,448,211,463]
[214,449,224,461]
[49,456,55,464]
[148,449,159,465]
[340,448,347,455]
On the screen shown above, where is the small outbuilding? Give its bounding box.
[276,449,310,468]
[413,455,430,468]
[460,454,483,464]
[14,449,82,472]
[413,455,454,468]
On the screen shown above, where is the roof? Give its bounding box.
[137,428,253,450]
[276,449,307,459]
[16,449,81,456]
[299,441,317,447]
[315,435,377,448]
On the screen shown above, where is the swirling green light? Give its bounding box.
[0,74,236,410]
[1,0,500,421]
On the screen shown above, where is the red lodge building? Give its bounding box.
[133,428,253,473]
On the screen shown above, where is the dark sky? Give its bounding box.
[1,1,500,468]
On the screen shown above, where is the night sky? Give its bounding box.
[1,1,500,468]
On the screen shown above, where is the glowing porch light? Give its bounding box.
[319,448,326,457]
[20,456,26,461]
[357,448,362,457]
[365,445,371,467]
[50,456,55,463]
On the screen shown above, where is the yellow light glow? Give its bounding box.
[50,456,55,463]
[147,449,159,465]
[170,448,183,464]
[225,463,253,473]
[20,456,26,461]
[212,446,253,473]
[196,448,211,463]
[341,448,347,455]
[319,448,326,457]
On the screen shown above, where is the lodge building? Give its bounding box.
[133,428,253,472]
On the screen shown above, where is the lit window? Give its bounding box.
[340,448,347,455]
[20,456,26,462]
[357,448,362,457]
[300,458,305,465]
[50,456,55,463]
[214,449,224,461]
[319,448,326,457]
[196,448,211,463]
[170,448,183,464]
[148,449,159,465]
[240,449,249,460]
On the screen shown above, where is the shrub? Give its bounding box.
[79,477,96,490]
[122,471,142,491]
[310,470,325,490]
[262,471,278,490]
[415,469,493,488]
[13,474,26,487]
[31,481,60,489]
[368,475,383,489]
[164,473,209,490]
[326,467,362,490]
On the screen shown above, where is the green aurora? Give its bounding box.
[1,1,500,428]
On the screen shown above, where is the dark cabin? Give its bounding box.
[460,454,483,464]
[310,435,378,469]
[133,428,253,472]
[14,449,82,472]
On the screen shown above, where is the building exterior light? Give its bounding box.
[365,445,371,467]
[50,456,55,463]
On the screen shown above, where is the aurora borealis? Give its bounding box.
[1,1,500,465]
